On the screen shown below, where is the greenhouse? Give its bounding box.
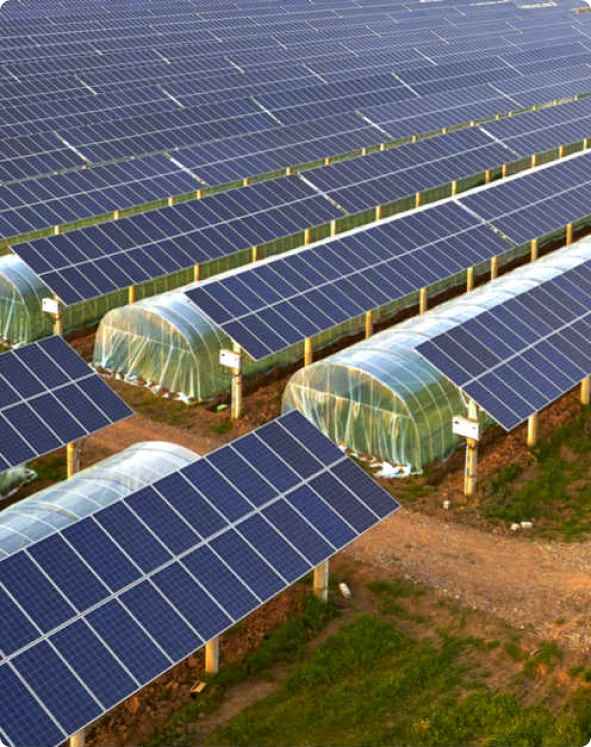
[0,441,198,559]
[282,239,591,474]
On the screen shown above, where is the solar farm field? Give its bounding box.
[1,0,591,746]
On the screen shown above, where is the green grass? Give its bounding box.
[208,615,590,747]
[480,407,591,538]
[28,452,67,484]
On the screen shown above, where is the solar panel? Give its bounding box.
[0,336,132,470]
[458,151,591,245]
[184,202,510,361]
[0,410,400,747]
[416,259,591,430]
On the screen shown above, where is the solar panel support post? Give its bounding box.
[466,267,474,292]
[451,180,458,197]
[304,337,314,367]
[501,164,508,178]
[242,178,250,187]
[252,246,259,262]
[411,136,418,143]
[559,145,566,158]
[419,287,428,314]
[114,210,121,220]
[197,189,204,199]
[194,264,201,283]
[415,192,423,209]
[379,143,386,152]
[128,285,136,304]
[375,205,383,221]
[464,400,479,498]
[527,413,538,447]
[54,225,62,236]
[485,170,491,184]
[365,310,373,339]
[330,220,338,237]
[566,223,573,245]
[313,560,329,602]
[530,154,538,168]
[581,377,590,406]
[168,196,175,207]
[69,729,85,747]
[67,440,81,479]
[490,256,499,280]
[304,228,312,245]
[530,239,538,262]
[442,127,448,134]
[325,157,332,166]
[231,343,243,420]
[361,147,368,156]
[285,167,293,176]
[205,637,220,674]
[584,138,589,150]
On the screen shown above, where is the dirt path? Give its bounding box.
[346,508,591,648]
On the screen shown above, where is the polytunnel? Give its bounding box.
[94,280,423,402]
[282,239,591,474]
[0,441,198,559]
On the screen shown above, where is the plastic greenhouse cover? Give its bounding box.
[0,441,198,559]
[282,239,591,475]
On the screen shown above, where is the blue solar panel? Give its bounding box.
[0,337,132,470]
[417,259,591,430]
[0,412,399,747]
[185,202,510,360]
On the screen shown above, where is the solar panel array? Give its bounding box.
[0,410,400,747]
[185,202,510,360]
[0,336,132,470]
[416,259,591,430]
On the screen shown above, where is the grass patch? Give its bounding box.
[28,452,67,484]
[480,408,591,539]
[209,419,233,435]
[208,615,589,747]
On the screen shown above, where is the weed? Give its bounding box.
[210,419,233,434]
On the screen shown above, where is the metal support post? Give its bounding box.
[114,210,121,220]
[530,154,538,168]
[581,377,590,405]
[364,310,373,339]
[196,189,204,199]
[194,264,201,283]
[205,638,220,674]
[313,560,329,602]
[379,143,386,151]
[451,180,458,197]
[490,256,499,280]
[464,399,479,498]
[501,164,508,178]
[375,204,383,221]
[330,220,337,237]
[419,287,428,314]
[230,343,242,420]
[411,135,418,143]
[361,147,368,156]
[466,266,474,292]
[128,285,136,304]
[415,192,423,209]
[242,177,250,187]
[530,238,538,262]
[527,413,538,447]
[324,156,331,166]
[286,166,293,175]
[485,170,491,184]
[304,227,312,245]
[67,441,81,479]
[566,223,573,245]
[54,225,62,236]
[559,145,565,158]
[304,337,313,367]
[69,730,85,747]
[168,196,175,207]
[252,246,259,262]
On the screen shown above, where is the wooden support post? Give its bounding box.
[466,266,474,292]
[304,337,313,367]
[69,730,85,747]
[128,285,136,304]
[252,246,259,262]
[566,223,573,245]
[581,377,590,405]
[313,560,329,602]
[530,238,538,262]
[330,220,337,237]
[490,256,499,280]
[205,638,219,674]
[242,177,250,187]
[194,264,201,283]
[415,192,423,209]
[231,343,243,421]
[485,170,491,184]
[304,227,312,245]
[375,204,383,221]
[324,156,331,166]
[527,413,538,447]
[451,180,458,197]
[66,441,81,479]
[364,310,373,339]
[530,154,538,168]
[464,399,479,498]
[419,287,428,314]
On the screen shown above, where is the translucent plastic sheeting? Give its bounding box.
[282,239,591,474]
[0,441,198,559]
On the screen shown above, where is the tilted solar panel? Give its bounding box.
[416,259,591,430]
[0,336,132,470]
[184,202,510,360]
[0,410,400,747]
